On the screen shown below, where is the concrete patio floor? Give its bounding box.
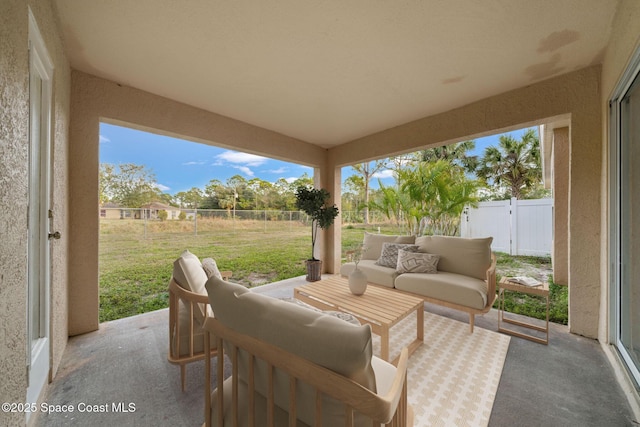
[34,276,638,426]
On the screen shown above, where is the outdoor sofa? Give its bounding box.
[341,233,497,332]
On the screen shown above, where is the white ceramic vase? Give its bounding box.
[348,268,368,295]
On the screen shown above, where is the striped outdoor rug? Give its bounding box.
[372,311,510,427]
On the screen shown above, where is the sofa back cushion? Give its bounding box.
[206,277,377,425]
[172,250,209,321]
[361,232,415,260]
[415,235,493,280]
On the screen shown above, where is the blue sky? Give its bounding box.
[99,122,532,195]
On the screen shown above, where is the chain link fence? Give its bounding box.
[99,208,392,238]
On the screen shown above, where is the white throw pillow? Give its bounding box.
[396,249,440,274]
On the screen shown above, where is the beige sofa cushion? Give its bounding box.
[415,235,492,280]
[394,271,488,310]
[340,260,397,288]
[206,277,378,426]
[361,232,415,260]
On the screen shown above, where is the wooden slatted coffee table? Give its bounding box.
[294,275,424,364]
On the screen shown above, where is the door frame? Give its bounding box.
[26,7,54,418]
[609,42,640,388]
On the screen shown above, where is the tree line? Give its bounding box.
[100,164,314,212]
[100,128,547,235]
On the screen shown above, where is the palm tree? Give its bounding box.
[398,160,478,236]
[476,129,541,199]
[417,140,478,174]
[368,182,413,234]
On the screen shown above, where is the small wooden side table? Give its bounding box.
[498,277,549,345]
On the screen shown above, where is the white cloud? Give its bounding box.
[99,135,111,143]
[155,183,171,192]
[216,151,267,167]
[268,167,287,174]
[182,161,206,166]
[234,166,254,177]
[285,177,299,183]
[373,169,395,179]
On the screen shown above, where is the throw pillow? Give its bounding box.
[201,257,223,280]
[375,243,419,268]
[396,250,440,274]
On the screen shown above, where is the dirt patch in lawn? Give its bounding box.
[495,254,554,283]
[243,272,279,287]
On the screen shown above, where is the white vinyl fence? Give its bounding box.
[460,198,553,256]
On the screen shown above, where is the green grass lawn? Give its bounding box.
[99,219,567,324]
[99,218,311,321]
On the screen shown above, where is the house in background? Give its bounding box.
[99,201,181,220]
[2,1,640,425]
[99,202,122,219]
[140,201,181,220]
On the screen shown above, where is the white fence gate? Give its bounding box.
[460,198,553,256]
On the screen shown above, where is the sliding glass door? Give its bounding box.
[611,50,640,387]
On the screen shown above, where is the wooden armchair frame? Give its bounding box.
[203,316,413,427]
[168,271,231,391]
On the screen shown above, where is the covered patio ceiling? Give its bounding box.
[54,0,618,149]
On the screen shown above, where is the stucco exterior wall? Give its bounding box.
[68,71,327,335]
[0,4,31,425]
[0,1,70,426]
[332,67,602,338]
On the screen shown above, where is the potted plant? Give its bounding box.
[295,185,339,281]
